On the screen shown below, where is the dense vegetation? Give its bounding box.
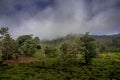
[0,27,120,80]
[0,27,40,60]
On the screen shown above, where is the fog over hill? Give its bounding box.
[0,0,120,40]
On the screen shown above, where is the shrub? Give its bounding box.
[20,39,37,56]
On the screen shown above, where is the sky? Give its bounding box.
[0,0,120,40]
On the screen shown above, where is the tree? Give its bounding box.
[44,46,59,58]
[60,41,78,61]
[33,37,40,44]
[0,27,8,39]
[16,35,40,56]
[33,37,41,49]
[60,42,69,56]
[16,35,33,46]
[0,27,9,60]
[1,34,18,60]
[80,32,97,65]
[112,36,120,52]
[20,39,37,56]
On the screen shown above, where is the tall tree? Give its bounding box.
[33,37,41,49]
[16,35,33,46]
[0,27,9,60]
[44,46,59,58]
[60,41,78,61]
[80,32,97,65]
[16,34,41,56]
[1,34,17,60]
[20,39,37,56]
[0,27,8,40]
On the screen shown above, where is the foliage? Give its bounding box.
[0,27,8,38]
[33,50,46,61]
[16,35,33,46]
[16,35,41,56]
[0,27,41,60]
[80,32,97,64]
[44,46,60,58]
[33,37,40,44]
[0,27,120,80]
[20,39,37,56]
[0,27,9,60]
[33,37,41,49]
[60,41,78,61]
[60,42,69,55]
[1,34,18,60]
[0,53,120,80]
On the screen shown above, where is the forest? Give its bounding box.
[0,27,120,80]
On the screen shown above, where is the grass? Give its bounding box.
[0,58,120,80]
[0,51,120,80]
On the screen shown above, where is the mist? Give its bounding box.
[0,0,120,40]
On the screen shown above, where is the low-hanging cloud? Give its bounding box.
[0,0,120,40]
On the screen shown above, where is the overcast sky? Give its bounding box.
[0,0,120,40]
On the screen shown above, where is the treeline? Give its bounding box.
[42,33,120,52]
[94,34,120,52]
[0,27,120,62]
[0,27,40,60]
[0,27,98,65]
[40,32,98,65]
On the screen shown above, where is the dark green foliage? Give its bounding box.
[1,34,18,60]
[80,32,97,64]
[20,39,37,56]
[0,28,41,60]
[33,37,40,44]
[16,35,41,56]
[44,46,60,58]
[60,41,78,61]
[94,34,120,52]
[60,42,69,55]
[16,35,33,46]
[0,57,120,80]
[43,33,120,53]
[0,27,9,60]
[0,27,8,38]
[111,36,120,52]
[33,37,41,49]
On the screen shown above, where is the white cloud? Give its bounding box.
[0,0,120,40]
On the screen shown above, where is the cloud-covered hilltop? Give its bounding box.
[0,0,120,40]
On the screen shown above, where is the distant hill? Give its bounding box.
[42,34,120,52]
